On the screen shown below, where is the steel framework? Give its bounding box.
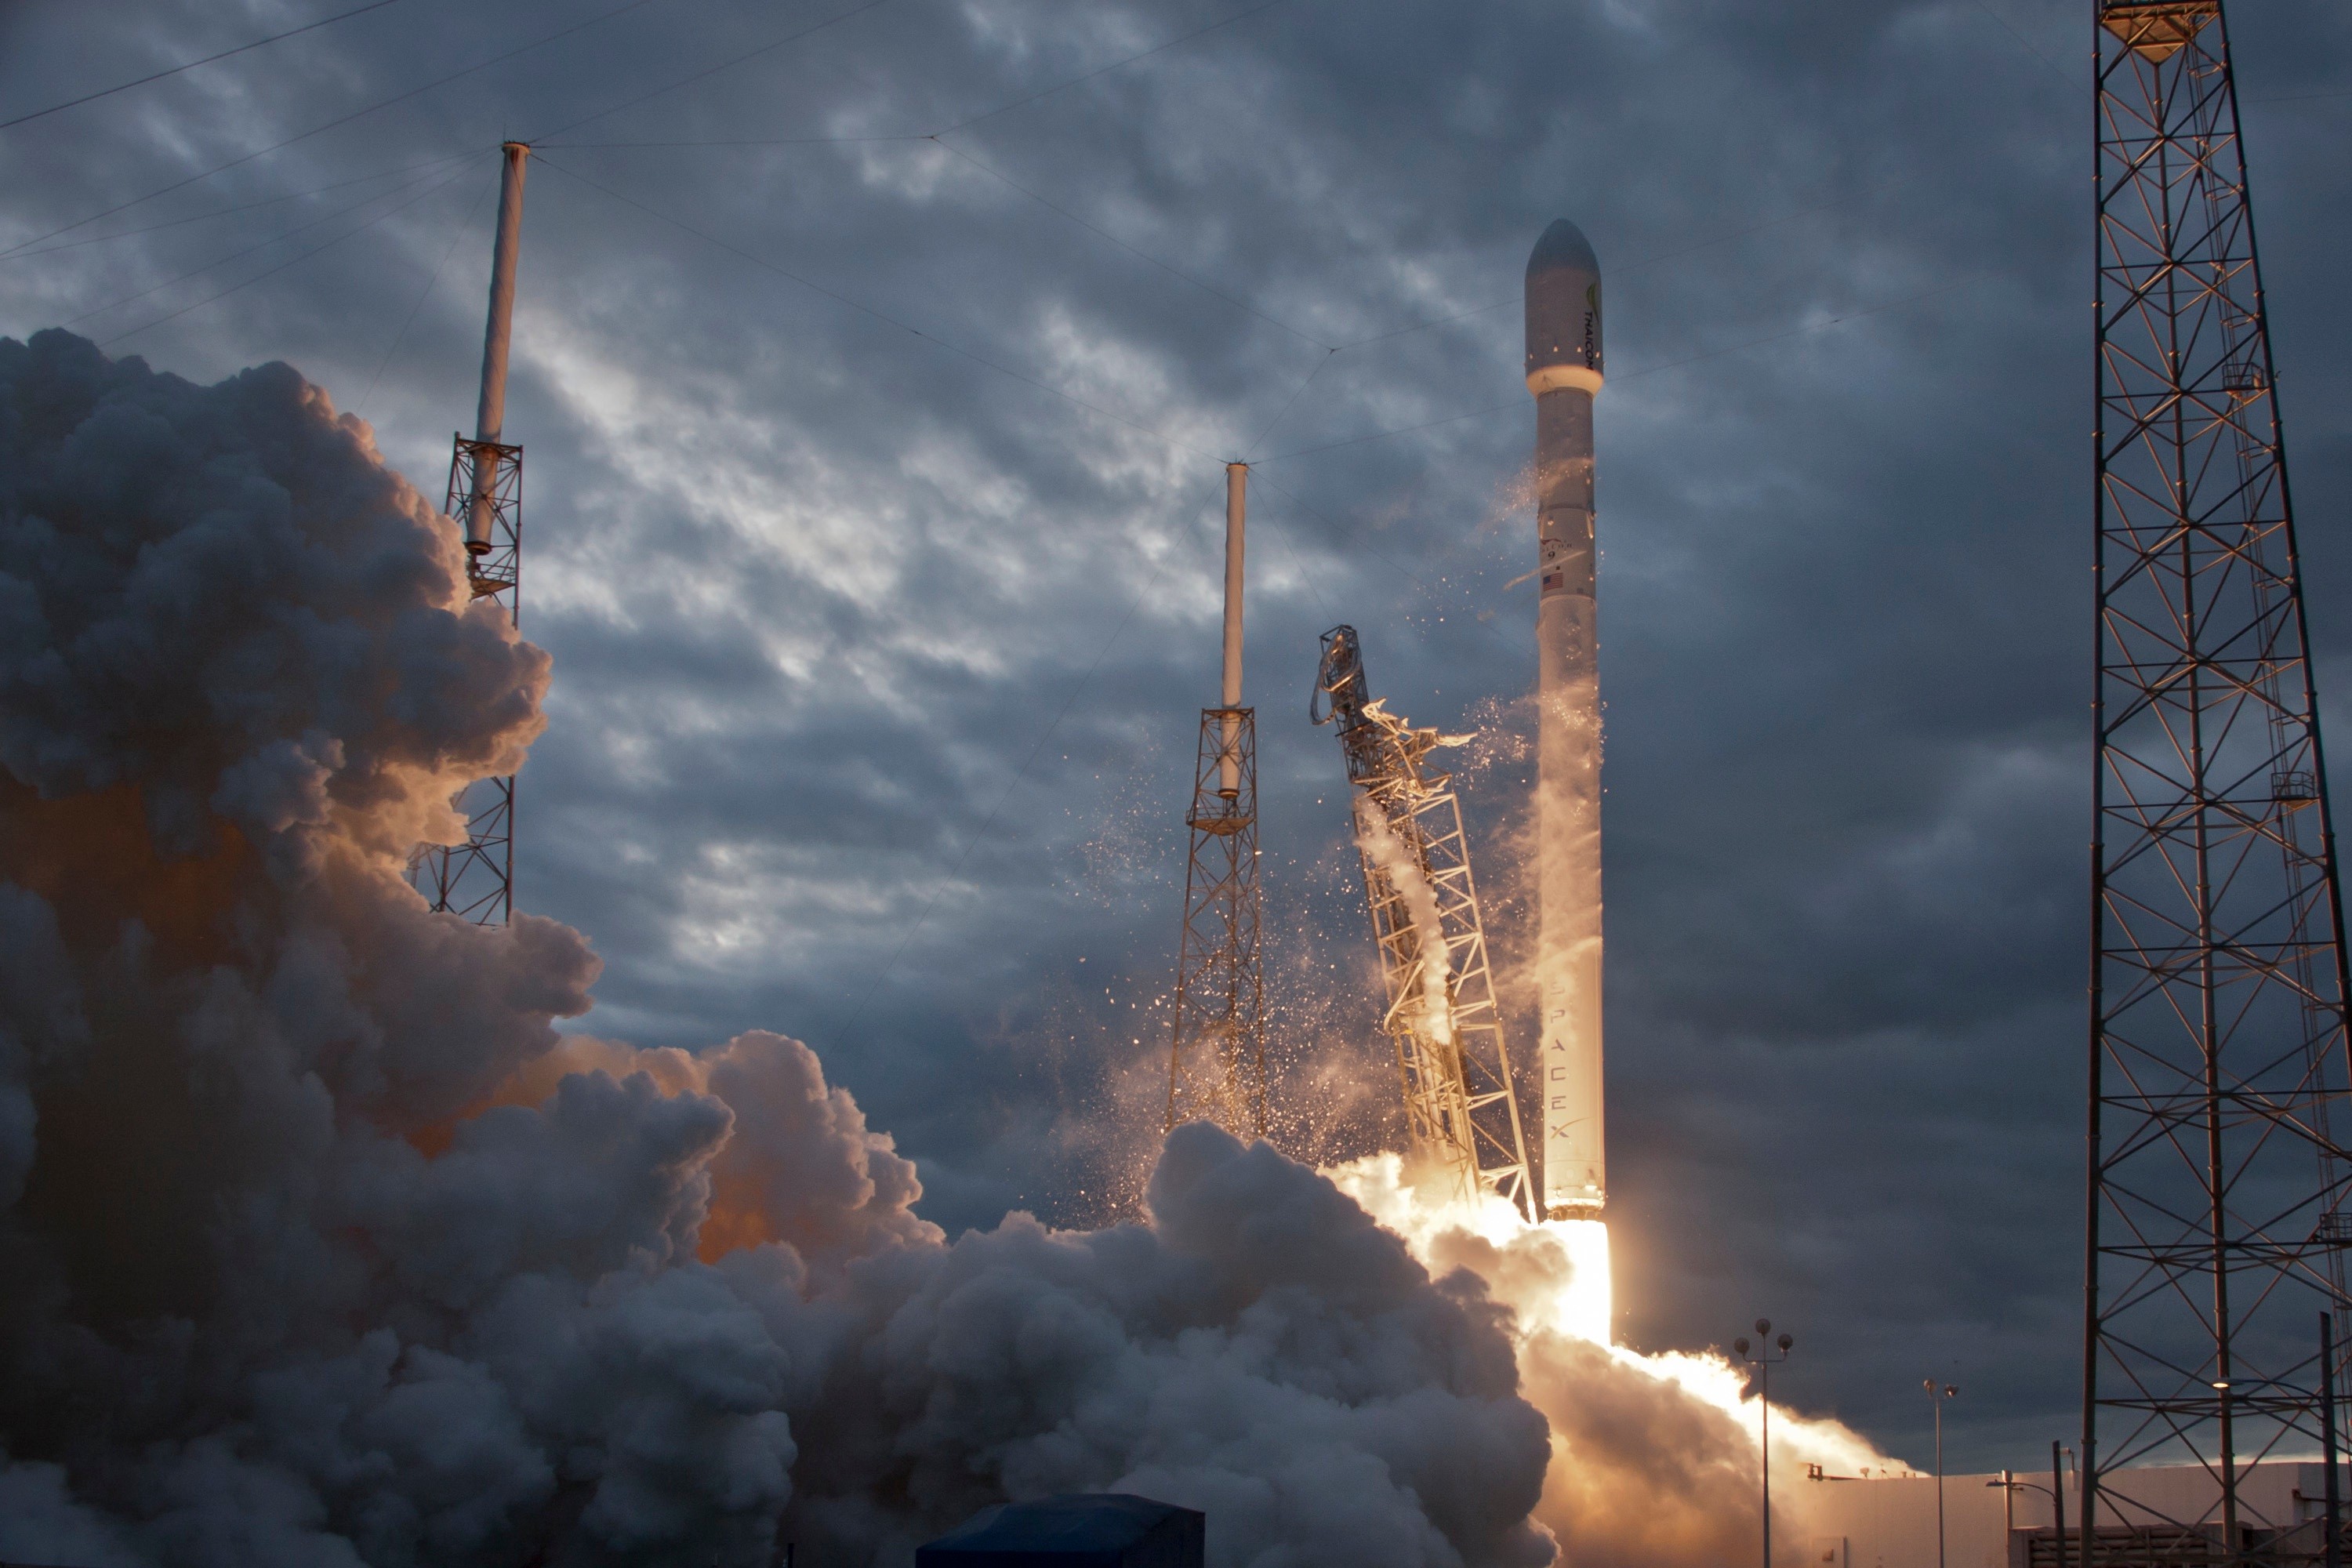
[1166,704,1267,1137]
[2085,3,2352,1558]
[1313,626,1534,1218]
[409,437,523,925]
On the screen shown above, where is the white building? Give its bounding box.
[1788,1461,2347,1568]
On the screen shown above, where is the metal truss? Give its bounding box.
[1166,704,1267,1138]
[1313,626,1534,1219]
[2085,2,2352,1557]
[409,436,524,925]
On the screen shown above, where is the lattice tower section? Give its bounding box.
[2085,3,2352,1557]
[1165,705,1267,1137]
[1313,626,1534,1218]
[408,438,523,924]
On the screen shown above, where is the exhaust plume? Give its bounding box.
[0,329,1895,1568]
[0,332,1559,1568]
[1331,1156,1902,1568]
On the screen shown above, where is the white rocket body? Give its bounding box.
[1526,220,1605,1219]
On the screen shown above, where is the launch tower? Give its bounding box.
[1166,464,1267,1138]
[1312,626,1535,1218]
[412,141,531,926]
[2084,4,2352,1556]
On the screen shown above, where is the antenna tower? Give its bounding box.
[2085,5,2352,1558]
[1167,464,1267,1138]
[413,141,531,926]
[1312,625,1534,1218]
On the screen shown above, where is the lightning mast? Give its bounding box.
[2084,4,2352,1557]
[1312,625,1534,1218]
[413,141,530,926]
[1166,464,1267,1138]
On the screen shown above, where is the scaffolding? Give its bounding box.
[1313,626,1534,1218]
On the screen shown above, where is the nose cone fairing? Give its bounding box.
[1525,220,1602,383]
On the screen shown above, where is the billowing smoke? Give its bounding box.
[0,329,1896,1568]
[0,332,1563,1568]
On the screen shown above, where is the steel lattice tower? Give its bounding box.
[411,142,530,927]
[2085,4,2352,1556]
[1167,465,1267,1137]
[410,437,524,924]
[1312,626,1534,1218]
[1167,705,1267,1135]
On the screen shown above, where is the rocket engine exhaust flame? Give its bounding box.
[1330,1156,1905,1568]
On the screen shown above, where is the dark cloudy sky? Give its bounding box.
[2,0,2347,1476]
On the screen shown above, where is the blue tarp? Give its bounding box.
[916,1494,1204,1568]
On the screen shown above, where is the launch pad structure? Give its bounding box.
[1312,626,1535,1221]
[1167,464,1269,1138]
[411,141,532,927]
[2084,2,2352,1561]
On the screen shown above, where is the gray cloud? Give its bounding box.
[0,0,2347,1479]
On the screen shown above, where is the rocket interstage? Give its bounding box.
[1526,219,1605,1221]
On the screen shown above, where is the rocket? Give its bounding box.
[1526,220,1606,1220]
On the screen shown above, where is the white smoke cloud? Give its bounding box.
[0,332,1560,1568]
[0,328,1910,1568]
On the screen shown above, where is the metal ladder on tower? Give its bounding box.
[1312,625,1534,1218]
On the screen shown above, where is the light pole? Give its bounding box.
[1984,1444,2067,1568]
[1925,1380,1958,1568]
[1736,1320,1793,1568]
[2324,1312,2343,1568]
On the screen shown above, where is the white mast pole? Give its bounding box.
[1218,461,1248,798]
[465,141,530,554]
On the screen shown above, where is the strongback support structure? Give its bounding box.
[1312,626,1534,1219]
[2085,6,2352,1560]
[1167,464,1267,1137]
[412,141,530,926]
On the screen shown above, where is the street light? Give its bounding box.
[1735,1320,1793,1568]
[1924,1380,1958,1568]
